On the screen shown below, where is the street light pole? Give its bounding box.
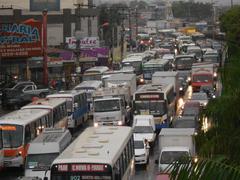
[42,9,48,86]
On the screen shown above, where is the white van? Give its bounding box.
[133,115,156,145]
[24,128,72,179]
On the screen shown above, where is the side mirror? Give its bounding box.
[44,177,48,180]
[155,159,159,164]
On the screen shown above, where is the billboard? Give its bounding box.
[30,0,60,11]
[0,20,42,58]
[66,37,100,49]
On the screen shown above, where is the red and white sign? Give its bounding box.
[66,37,99,49]
[0,20,42,58]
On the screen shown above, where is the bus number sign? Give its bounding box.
[71,164,105,172]
[136,93,164,100]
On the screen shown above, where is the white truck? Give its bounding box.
[24,128,72,179]
[103,73,137,95]
[191,62,217,92]
[157,128,196,172]
[152,71,179,98]
[93,86,132,126]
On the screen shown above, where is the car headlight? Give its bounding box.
[179,87,183,91]
[212,95,216,99]
[214,72,217,77]
[118,121,123,126]
[94,122,98,127]
[203,102,207,106]
[187,77,191,82]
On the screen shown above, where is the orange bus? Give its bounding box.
[0,108,52,168]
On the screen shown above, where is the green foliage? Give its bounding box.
[220,6,240,53]
[169,158,240,180]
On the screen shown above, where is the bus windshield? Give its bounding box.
[94,99,120,112]
[1,124,23,148]
[135,101,167,116]
[192,75,212,82]
[26,153,59,170]
[122,61,142,74]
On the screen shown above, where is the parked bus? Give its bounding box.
[21,98,68,128]
[0,109,51,167]
[142,59,171,81]
[0,127,3,170]
[47,90,88,130]
[133,83,176,131]
[48,126,135,180]
[82,66,109,81]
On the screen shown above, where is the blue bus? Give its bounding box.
[47,90,88,130]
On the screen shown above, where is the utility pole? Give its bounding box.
[135,7,138,38]
[128,8,132,52]
[42,9,48,86]
[73,0,95,84]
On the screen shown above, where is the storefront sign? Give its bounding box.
[0,20,42,58]
[66,37,99,49]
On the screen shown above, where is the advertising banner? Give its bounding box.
[66,37,100,49]
[0,20,42,58]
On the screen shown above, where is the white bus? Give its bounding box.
[48,126,135,180]
[133,83,176,132]
[0,109,52,167]
[47,90,88,129]
[82,66,109,81]
[142,59,171,81]
[122,53,148,75]
[0,127,3,170]
[21,98,68,129]
[25,128,72,179]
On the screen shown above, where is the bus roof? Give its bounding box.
[52,126,133,165]
[28,128,72,154]
[74,81,102,90]
[84,66,109,74]
[47,90,86,99]
[135,83,173,94]
[144,59,169,66]
[0,109,50,126]
[21,98,67,110]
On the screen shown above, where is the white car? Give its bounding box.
[190,92,208,107]
[133,115,156,145]
[134,134,150,166]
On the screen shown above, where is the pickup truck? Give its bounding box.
[1,82,50,109]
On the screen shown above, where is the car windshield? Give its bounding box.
[134,126,154,133]
[134,140,144,149]
[94,99,120,112]
[1,124,23,148]
[135,101,167,116]
[160,151,190,164]
[26,153,59,170]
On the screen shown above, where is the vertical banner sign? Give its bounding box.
[0,20,42,58]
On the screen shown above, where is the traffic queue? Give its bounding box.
[0,28,223,180]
